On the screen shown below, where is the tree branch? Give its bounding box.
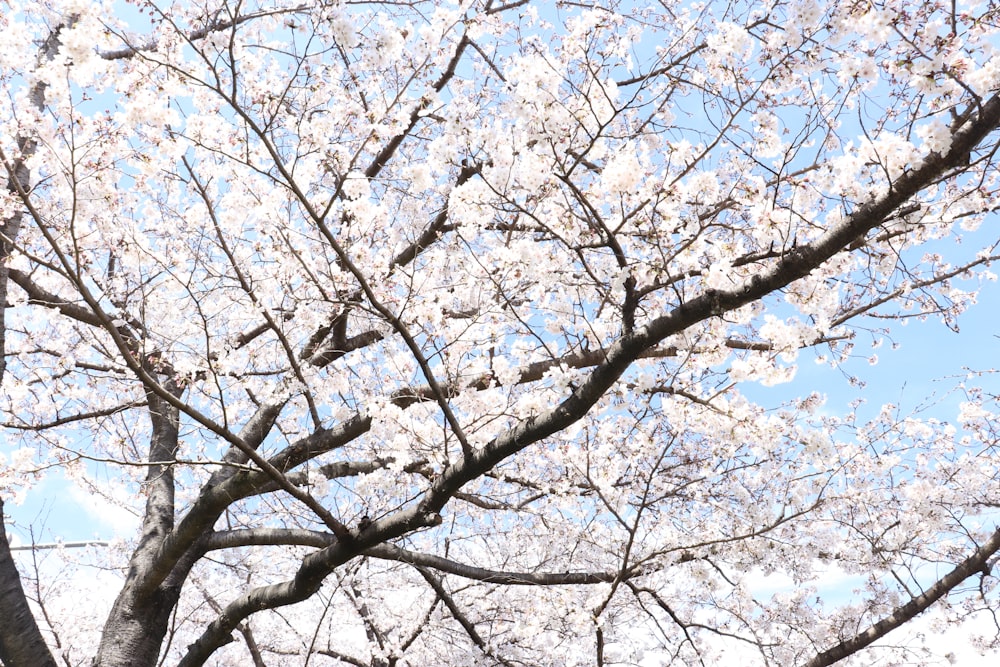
[802,527,1000,667]
[416,91,1000,521]
[0,500,58,667]
[0,22,63,667]
[202,529,620,585]
[415,566,519,667]
[7,269,103,327]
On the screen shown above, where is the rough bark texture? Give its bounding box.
[0,501,58,667]
[0,26,63,667]
[3,10,1000,667]
[91,390,290,667]
[802,527,1000,667]
[174,94,1000,667]
[93,388,183,667]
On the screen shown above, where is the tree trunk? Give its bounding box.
[93,388,184,667]
[93,584,183,667]
[0,25,66,667]
[0,500,58,667]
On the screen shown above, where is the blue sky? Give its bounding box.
[753,264,1000,423]
[8,254,998,543]
[3,5,1000,665]
[3,0,999,554]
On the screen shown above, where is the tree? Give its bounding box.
[1,0,1000,664]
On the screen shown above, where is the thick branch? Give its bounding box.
[363,35,469,180]
[201,529,617,585]
[802,527,1000,667]
[417,92,1000,516]
[389,160,480,269]
[7,268,103,326]
[98,6,300,60]
[176,502,442,666]
[176,543,357,667]
[135,401,305,601]
[368,543,617,585]
[93,379,184,666]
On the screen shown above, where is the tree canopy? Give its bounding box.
[2,0,1000,665]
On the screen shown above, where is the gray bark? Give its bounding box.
[0,500,58,667]
[175,92,1000,666]
[3,13,1000,667]
[91,391,287,667]
[93,385,185,667]
[0,25,64,667]
[802,527,1000,667]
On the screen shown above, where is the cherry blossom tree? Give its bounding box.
[2,0,1000,665]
